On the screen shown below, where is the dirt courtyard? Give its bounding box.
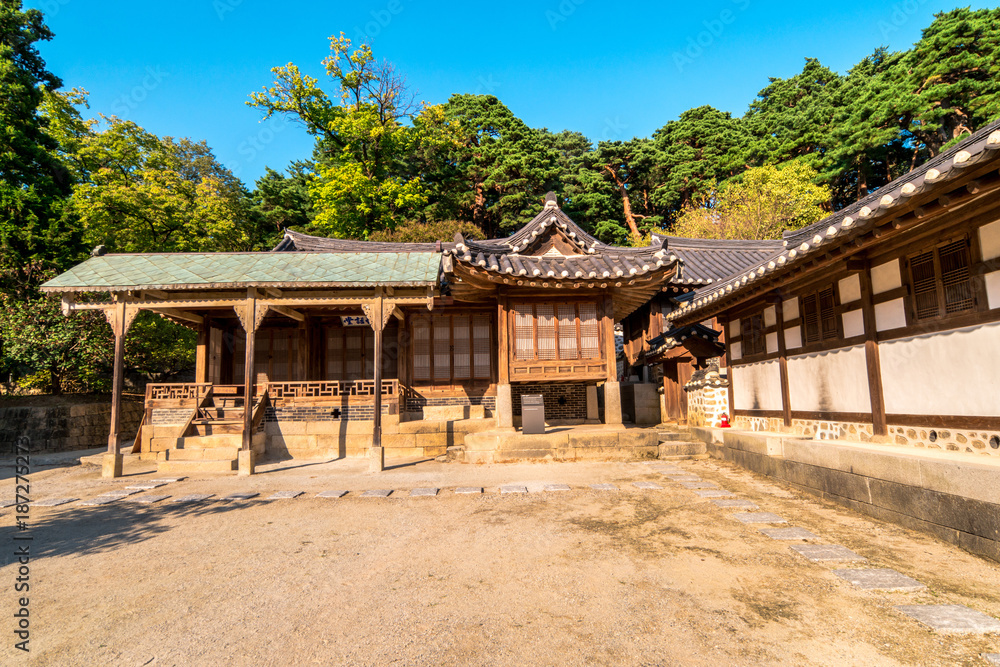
[2,456,999,666]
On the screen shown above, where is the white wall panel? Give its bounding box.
[842,309,865,338]
[783,297,799,321]
[766,332,779,354]
[764,306,777,327]
[875,297,907,332]
[980,218,1000,261]
[786,345,871,413]
[838,274,862,304]
[729,319,741,337]
[879,321,1000,417]
[784,326,802,350]
[732,360,783,411]
[730,341,742,361]
[871,259,902,295]
[987,270,1000,310]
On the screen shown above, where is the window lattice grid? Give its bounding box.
[326,328,345,380]
[433,318,451,380]
[819,287,838,340]
[578,303,600,359]
[452,318,471,380]
[344,329,364,381]
[939,240,974,314]
[514,305,535,361]
[910,250,939,320]
[557,304,578,360]
[535,305,557,360]
[472,315,492,379]
[740,313,766,357]
[412,319,431,381]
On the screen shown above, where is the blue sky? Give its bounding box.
[28,0,994,185]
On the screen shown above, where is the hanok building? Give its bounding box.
[661,121,1000,562]
[42,193,753,476]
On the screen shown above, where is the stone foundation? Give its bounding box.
[0,400,143,453]
[686,385,729,428]
[461,426,660,464]
[511,383,587,421]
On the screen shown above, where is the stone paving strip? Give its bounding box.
[500,485,528,495]
[360,489,393,498]
[101,489,141,497]
[665,476,702,483]
[267,491,303,500]
[149,478,186,483]
[732,512,787,524]
[223,492,260,501]
[79,496,122,506]
[454,487,483,494]
[126,482,167,491]
[317,490,348,499]
[170,494,214,504]
[894,605,1000,634]
[694,489,734,498]
[410,488,439,497]
[589,483,618,491]
[711,499,759,509]
[0,500,17,508]
[543,484,571,492]
[759,527,820,541]
[832,568,926,591]
[981,653,1000,665]
[679,481,718,489]
[633,482,663,490]
[31,498,77,507]
[790,544,866,562]
[124,495,170,504]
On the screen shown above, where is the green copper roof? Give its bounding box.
[40,252,442,292]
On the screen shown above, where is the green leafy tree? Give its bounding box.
[125,312,196,383]
[672,162,829,240]
[249,163,316,243]
[367,219,483,244]
[576,138,661,240]
[248,34,427,238]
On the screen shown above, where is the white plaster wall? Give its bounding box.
[839,274,861,304]
[732,360,783,411]
[980,218,1000,261]
[987,270,1000,310]
[766,332,779,354]
[729,319,741,337]
[764,306,777,327]
[784,326,802,350]
[875,297,907,332]
[786,345,871,413]
[730,341,742,361]
[871,259,902,294]
[842,309,865,338]
[879,321,1000,417]
[783,297,799,321]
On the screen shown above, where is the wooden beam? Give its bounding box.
[269,304,305,322]
[195,321,208,384]
[858,261,888,436]
[142,290,169,300]
[146,307,204,324]
[240,289,259,452]
[774,298,792,428]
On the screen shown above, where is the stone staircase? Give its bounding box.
[657,428,709,460]
[154,394,249,474]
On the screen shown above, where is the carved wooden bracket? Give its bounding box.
[362,299,394,333]
[104,304,139,337]
[234,301,269,332]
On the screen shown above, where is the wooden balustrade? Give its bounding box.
[145,380,399,409]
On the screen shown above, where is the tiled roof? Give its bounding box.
[40,252,442,293]
[273,229,442,253]
[656,236,784,285]
[668,120,1000,324]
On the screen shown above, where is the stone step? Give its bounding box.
[658,431,692,443]
[165,447,240,461]
[192,421,243,436]
[658,441,708,460]
[157,459,238,474]
[200,409,243,419]
[150,437,179,452]
[178,434,242,449]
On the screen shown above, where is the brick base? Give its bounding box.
[511,384,587,420]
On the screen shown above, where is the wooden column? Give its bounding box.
[720,315,736,421]
[103,299,136,478]
[195,320,209,383]
[236,288,266,452]
[602,295,617,382]
[858,263,888,436]
[364,294,390,471]
[497,294,510,385]
[773,299,793,428]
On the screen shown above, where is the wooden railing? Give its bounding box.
[266,380,399,400]
[144,380,399,408]
[148,383,213,402]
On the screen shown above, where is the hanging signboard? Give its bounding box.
[340,315,370,327]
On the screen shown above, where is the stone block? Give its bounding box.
[464,450,495,464]
[422,405,469,420]
[586,385,599,422]
[894,605,1000,634]
[789,544,865,562]
[410,488,439,497]
[494,448,553,461]
[238,450,255,476]
[368,446,384,472]
[398,420,445,434]
[415,432,450,449]
[454,487,483,494]
[732,512,787,524]
[317,490,348,498]
[832,568,925,591]
[497,384,513,429]
[712,498,759,509]
[759,527,819,540]
[101,453,123,479]
[604,381,623,425]
[498,432,569,451]
[267,491,303,499]
[381,433,416,449]
[269,421,308,435]
[568,432,620,449]
[694,489,734,498]
[500,485,528,494]
[462,433,500,452]
[422,445,448,458]
[723,431,785,456]
[544,484,571,492]
[170,494,214,503]
[360,488,392,498]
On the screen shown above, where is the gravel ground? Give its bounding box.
[1,456,999,666]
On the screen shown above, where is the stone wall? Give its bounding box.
[0,400,143,454]
[687,385,729,428]
[511,384,587,421]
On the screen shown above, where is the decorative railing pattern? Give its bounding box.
[266,380,399,400]
[147,383,212,401]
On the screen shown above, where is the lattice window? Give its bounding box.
[514,304,534,361]
[908,238,975,321]
[472,315,491,378]
[801,285,839,344]
[433,318,451,380]
[326,327,345,380]
[579,303,599,359]
[413,319,431,381]
[535,305,556,360]
[452,317,471,380]
[345,329,364,381]
[557,304,577,360]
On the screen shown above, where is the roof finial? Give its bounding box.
[91,245,107,257]
[544,191,558,209]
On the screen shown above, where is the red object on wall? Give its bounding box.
[719,413,731,428]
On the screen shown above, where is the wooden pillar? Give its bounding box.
[238,289,262,452]
[774,298,792,428]
[858,263,888,436]
[720,315,736,421]
[496,294,513,429]
[195,319,209,383]
[602,295,623,426]
[103,299,135,478]
[365,294,389,472]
